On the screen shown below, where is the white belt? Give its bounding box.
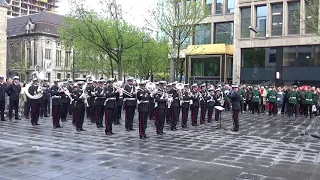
[208,100,214,102]
[52,96,61,99]
[174,97,179,100]
[126,98,136,100]
[107,97,116,100]
[290,97,296,99]
[306,99,312,101]
[182,100,189,103]
[139,101,149,103]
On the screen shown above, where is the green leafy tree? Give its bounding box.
[59,0,142,80]
[301,0,319,35]
[150,0,208,82]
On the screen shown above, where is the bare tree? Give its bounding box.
[150,0,207,82]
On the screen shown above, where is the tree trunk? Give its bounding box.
[179,60,184,83]
[109,56,114,78]
[117,59,122,81]
[170,58,175,82]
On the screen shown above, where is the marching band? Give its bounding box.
[1,71,320,139]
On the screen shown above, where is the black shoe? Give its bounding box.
[231,129,238,132]
[57,126,62,128]
[36,123,40,125]
[140,136,145,140]
[80,129,86,131]
[126,129,130,131]
[162,132,166,134]
[1,119,6,121]
[171,128,176,131]
[130,129,135,131]
[32,124,36,126]
[26,117,30,119]
[76,128,81,132]
[110,132,115,135]
[44,115,49,117]
[15,118,21,120]
[144,135,148,138]
[174,127,177,130]
[157,132,161,135]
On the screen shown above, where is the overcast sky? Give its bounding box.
[56,0,157,28]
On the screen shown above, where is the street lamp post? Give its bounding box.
[72,49,75,80]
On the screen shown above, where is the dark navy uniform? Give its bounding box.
[229,88,241,132]
[190,89,200,126]
[181,90,191,128]
[115,91,123,125]
[67,85,73,115]
[72,88,86,131]
[123,84,137,131]
[60,87,70,122]
[137,87,150,139]
[0,81,7,121]
[85,84,94,122]
[214,90,222,121]
[154,88,167,135]
[41,84,50,117]
[94,85,105,128]
[28,83,42,126]
[104,84,118,135]
[50,84,62,128]
[207,90,215,123]
[199,88,208,124]
[169,88,180,130]
[7,82,21,120]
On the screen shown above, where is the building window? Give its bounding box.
[206,0,212,15]
[45,48,51,60]
[215,0,223,15]
[67,74,70,78]
[256,6,267,37]
[288,2,300,35]
[305,0,318,34]
[34,47,37,66]
[83,75,87,78]
[191,57,220,77]
[226,0,234,13]
[271,4,283,36]
[65,51,70,68]
[241,47,276,68]
[215,22,233,44]
[283,45,320,66]
[27,47,32,67]
[241,8,251,38]
[56,50,61,67]
[57,73,61,80]
[194,24,211,45]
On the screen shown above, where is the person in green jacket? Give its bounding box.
[238,86,245,113]
[287,86,298,117]
[251,86,261,115]
[266,86,278,116]
[304,87,315,118]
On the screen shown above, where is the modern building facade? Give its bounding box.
[181,0,235,85]
[234,0,320,86]
[5,0,58,17]
[7,11,98,82]
[182,0,320,86]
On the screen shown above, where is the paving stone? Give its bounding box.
[0,112,320,179]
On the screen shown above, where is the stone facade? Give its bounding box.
[0,5,8,77]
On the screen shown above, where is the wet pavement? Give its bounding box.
[0,111,320,180]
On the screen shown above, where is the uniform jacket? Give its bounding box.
[137,88,150,112]
[169,89,180,108]
[288,90,298,104]
[252,90,261,103]
[305,91,315,105]
[104,85,118,109]
[190,90,200,108]
[94,86,106,106]
[214,92,222,106]
[123,84,137,107]
[0,83,7,102]
[181,91,191,108]
[7,83,21,101]
[266,90,278,103]
[154,88,167,110]
[51,85,62,106]
[41,85,50,100]
[228,92,241,111]
[72,89,85,109]
[207,91,215,107]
